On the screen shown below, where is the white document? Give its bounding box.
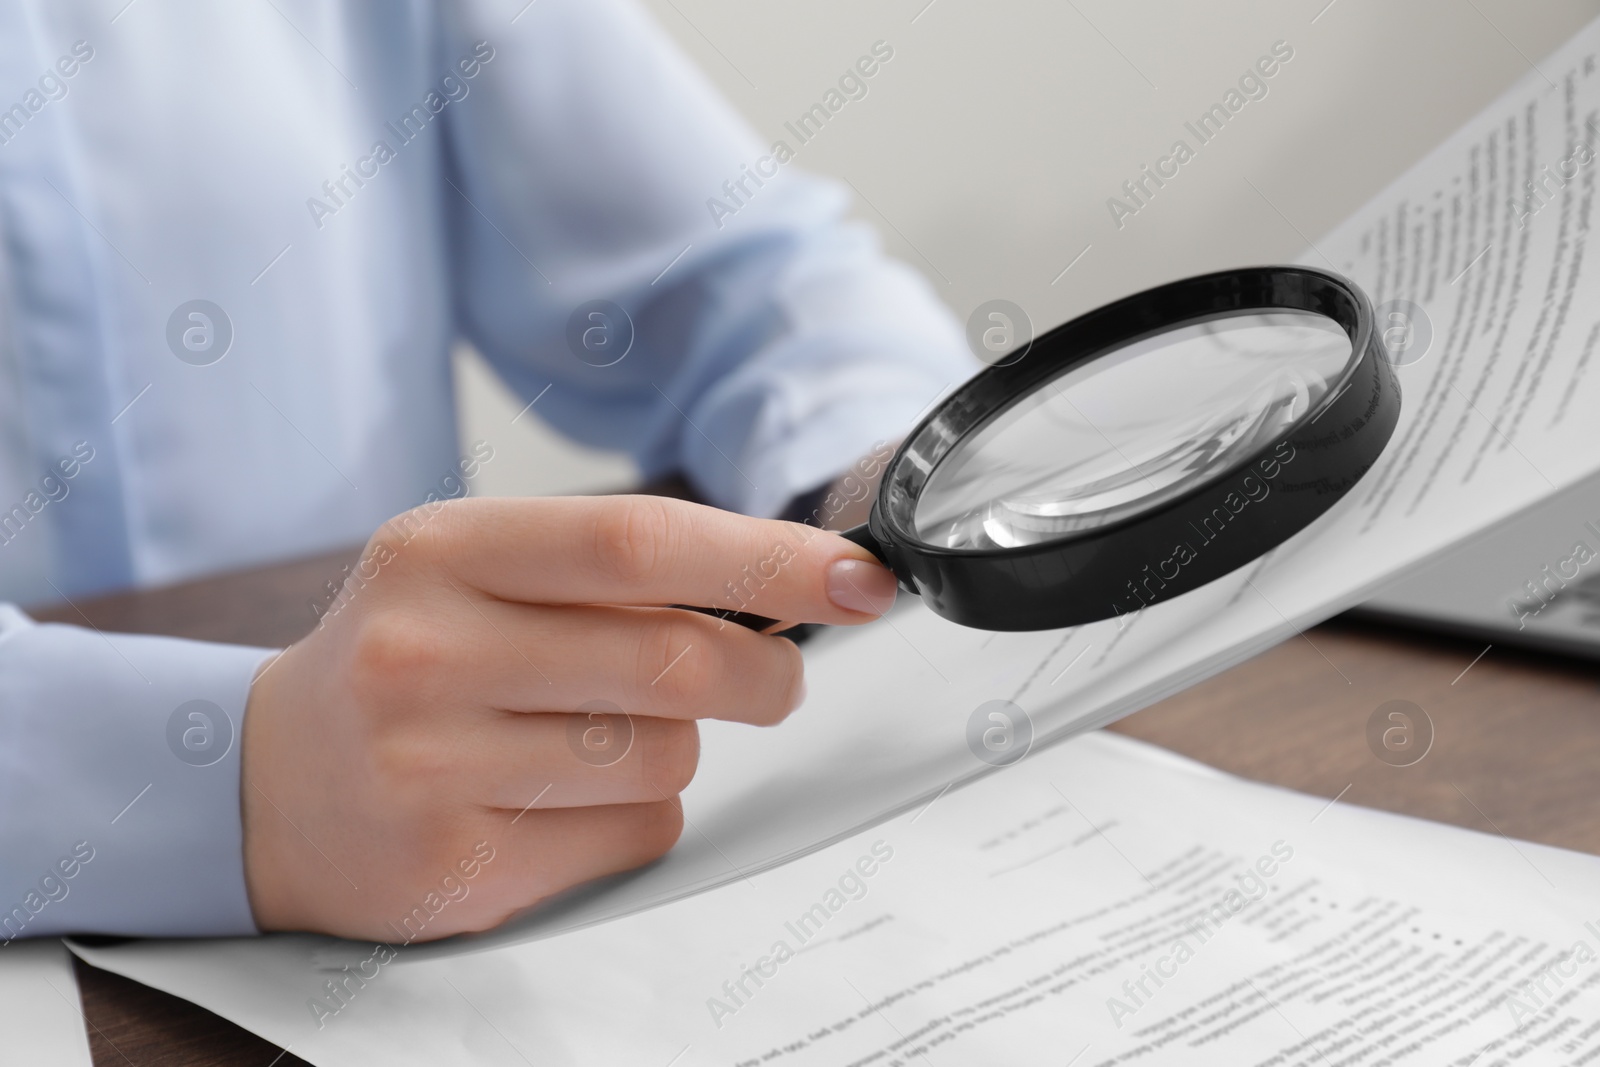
[0,940,95,1066]
[68,11,1600,1064]
[72,730,1600,1066]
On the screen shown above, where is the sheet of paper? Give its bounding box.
[72,729,1600,1065]
[0,940,95,1066]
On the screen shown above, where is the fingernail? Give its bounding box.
[826,559,898,616]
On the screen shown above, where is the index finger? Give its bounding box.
[397,495,898,625]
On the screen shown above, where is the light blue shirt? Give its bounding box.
[0,0,974,938]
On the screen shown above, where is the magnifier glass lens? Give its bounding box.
[914,310,1355,550]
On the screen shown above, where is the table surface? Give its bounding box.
[32,544,1600,1066]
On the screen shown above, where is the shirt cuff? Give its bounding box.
[0,604,273,939]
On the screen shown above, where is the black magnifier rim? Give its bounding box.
[865,265,1401,631]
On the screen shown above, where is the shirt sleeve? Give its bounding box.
[436,0,980,517]
[0,605,271,939]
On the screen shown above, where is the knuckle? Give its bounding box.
[392,827,481,902]
[426,821,483,874]
[640,719,700,797]
[348,609,446,696]
[591,498,673,587]
[374,501,460,573]
[367,734,460,811]
[636,613,716,705]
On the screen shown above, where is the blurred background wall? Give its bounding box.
[457,0,1600,500]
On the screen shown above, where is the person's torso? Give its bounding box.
[0,0,465,603]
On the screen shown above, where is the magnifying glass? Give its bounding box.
[721,265,1400,633]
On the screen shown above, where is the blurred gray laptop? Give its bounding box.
[1358,472,1600,661]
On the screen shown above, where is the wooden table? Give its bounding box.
[33,545,1600,1065]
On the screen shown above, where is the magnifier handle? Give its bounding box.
[839,521,885,559]
[678,522,889,635]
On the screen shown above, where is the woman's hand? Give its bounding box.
[239,495,897,942]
